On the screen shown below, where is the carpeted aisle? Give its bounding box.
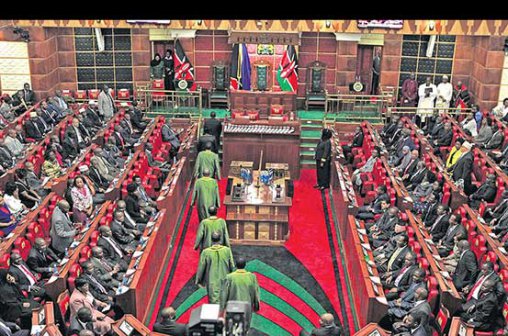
[150,170,354,335]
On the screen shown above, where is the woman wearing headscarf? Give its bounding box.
[41,150,62,179]
[0,269,40,328]
[70,176,94,225]
[314,128,332,190]
[69,277,113,335]
[150,53,165,80]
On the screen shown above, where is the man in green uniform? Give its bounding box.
[195,232,235,304]
[194,141,221,179]
[220,257,260,325]
[194,206,230,251]
[191,169,220,221]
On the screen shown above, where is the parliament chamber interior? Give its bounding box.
[1,18,508,336]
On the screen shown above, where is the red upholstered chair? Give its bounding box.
[472,235,487,260]
[88,89,100,100]
[231,110,245,119]
[117,89,130,100]
[75,90,87,100]
[499,269,508,283]
[14,237,31,260]
[247,110,259,120]
[434,304,451,336]
[270,104,284,115]
[67,263,82,292]
[89,231,100,247]
[152,79,165,102]
[26,222,44,243]
[0,254,10,269]
[427,276,439,310]
[61,89,73,98]
[57,290,70,323]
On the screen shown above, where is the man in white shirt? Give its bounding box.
[492,98,508,120]
[461,114,478,137]
[417,77,437,127]
[3,129,24,158]
[436,75,453,112]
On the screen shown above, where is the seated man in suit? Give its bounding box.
[161,119,181,164]
[380,115,399,143]
[393,313,428,336]
[102,137,126,169]
[80,261,115,305]
[120,113,141,140]
[356,185,390,221]
[21,83,35,106]
[144,143,170,184]
[153,307,188,336]
[484,190,508,223]
[428,205,450,243]
[462,261,506,307]
[127,102,147,131]
[125,183,150,224]
[0,316,29,336]
[436,214,467,257]
[65,117,90,151]
[376,234,410,274]
[112,125,133,156]
[133,175,158,215]
[110,210,141,250]
[69,307,96,336]
[90,246,124,285]
[483,123,504,151]
[460,279,502,331]
[8,253,46,299]
[383,252,418,300]
[26,238,60,280]
[468,173,497,209]
[341,126,364,164]
[452,240,479,291]
[116,200,145,232]
[97,225,134,264]
[299,313,342,336]
[24,112,44,141]
[369,206,400,248]
[432,122,453,149]
[403,161,428,190]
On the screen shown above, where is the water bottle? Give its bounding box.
[64,248,69,258]
[53,265,59,276]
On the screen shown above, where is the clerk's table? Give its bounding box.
[224,164,292,245]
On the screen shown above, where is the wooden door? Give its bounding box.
[356,45,374,94]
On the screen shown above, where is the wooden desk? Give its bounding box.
[448,317,474,336]
[225,172,292,245]
[112,315,153,336]
[331,161,358,241]
[116,210,171,323]
[343,215,388,326]
[32,301,56,326]
[222,121,301,179]
[353,323,389,336]
[405,210,462,313]
[229,90,297,118]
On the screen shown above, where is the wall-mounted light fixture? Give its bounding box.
[325,20,331,28]
[196,20,202,26]
[504,37,508,56]
[428,20,435,31]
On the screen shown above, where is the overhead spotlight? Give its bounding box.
[325,20,331,28]
[13,27,30,42]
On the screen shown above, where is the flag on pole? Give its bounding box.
[173,39,196,90]
[230,43,251,90]
[276,45,298,92]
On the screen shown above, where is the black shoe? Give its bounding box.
[313,185,320,189]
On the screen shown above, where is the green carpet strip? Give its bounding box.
[328,189,360,330]
[251,314,292,336]
[174,259,327,332]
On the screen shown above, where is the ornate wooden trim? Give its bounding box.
[251,59,272,91]
[228,31,300,45]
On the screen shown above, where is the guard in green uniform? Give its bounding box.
[195,232,235,304]
[191,169,220,221]
[194,142,221,179]
[220,257,260,320]
[194,206,230,251]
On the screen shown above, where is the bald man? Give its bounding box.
[153,307,187,335]
[50,200,78,257]
[300,313,342,336]
[192,169,220,221]
[26,237,60,279]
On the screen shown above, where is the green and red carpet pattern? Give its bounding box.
[147,170,357,335]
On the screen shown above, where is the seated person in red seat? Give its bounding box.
[355,184,389,221]
[468,173,497,209]
[299,313,342,336]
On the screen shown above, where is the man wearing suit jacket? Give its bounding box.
[484,124,504,150]
[386,121,404,149]
[65,117,89,150]
[161,119,181,163]
[8,253,45,299]
[68,307,96,336]
[386,269,428,319]
[391,287,432,335]
[404,161,429,190]
[0,317,29,336]
[429,205,450,242]
[102,138,125,169]
[128,103,147,131]
[462,262,506,307]
[342,126,364,164]
[299,313,342,336]
[484,190,508,223]
[24,112,44,141]
[461,279,502,331]
[404,313,429,336]
[469,174,497,209]
[112,125,133,155]
[380,116,399,142]
[203,112,222,151]
[97,226,134,263]
[491,206,508,239]
[119,113,140,140]
[97,85,115,121]
[384,252,417,299]
[90,247,124,285]
[21,83,35,106]
[422,195,440,226]
[197,133,218,153]
[80,261,114,304]
[377,234,410,274]
[153,307,188,336]
[436,214,467,257]
[450,141,475,195]
[82,103,103,131]
[26,238,60,279]
[0,139,14,170]
[399,150,419,182]
[356,185,390,220]
[110,211,141,250]
[452,240,479,291]
[369,206,400,248]
[50,200,77,257]
[433,122,453,147]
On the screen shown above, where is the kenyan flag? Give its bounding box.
[277,45,298,92]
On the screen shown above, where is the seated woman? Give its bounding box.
[70,176,94,225]
[0,192,17,235]
[69,277,113,335]
[0,269,40,329]
[41,150,62,179]
[14,168,41,209]
[3,182,27,220]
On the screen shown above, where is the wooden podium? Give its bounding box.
[225,165,291,245]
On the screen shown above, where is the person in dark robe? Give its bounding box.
[453,80,471,110]
[314,128,332,190]
[163,49,175,91]
[400,73,418,107]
